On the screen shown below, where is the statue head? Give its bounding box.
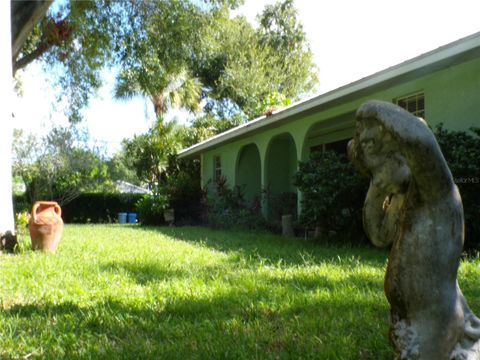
[348,102,411,195]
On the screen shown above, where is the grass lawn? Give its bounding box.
[1,225,480,359]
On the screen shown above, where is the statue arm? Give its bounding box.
[363,182,393,248]
[357,101,454,200]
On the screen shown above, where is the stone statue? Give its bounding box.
[348,100,480,359]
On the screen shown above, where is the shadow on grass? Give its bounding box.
[101,261,187,285]
[137,225,388,268]
[2,280,393,360]
[1,226,394,359]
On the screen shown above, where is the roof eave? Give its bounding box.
[179,31,480,159]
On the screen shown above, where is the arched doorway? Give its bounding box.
[236,143,262,207]
[265,133,298,221]
[301,111,356,161]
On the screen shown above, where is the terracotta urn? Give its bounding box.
[28,201,64,252]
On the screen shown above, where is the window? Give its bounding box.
[395,92,425,119]
[213,155,221,182]
[325,138,350,155]
[310,138,350,156]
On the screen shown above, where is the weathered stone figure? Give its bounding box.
[348,100,480,359]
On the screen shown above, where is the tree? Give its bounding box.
[12,127,111,206]
[111,0,318,123]
[0,1,45,235]
[106,150,142,187]
[122,120,183,195]
[4,0,319,233]
[11,1,53,70]
[113,1,204,118]
[198,0,318,119]
[12,1,125,122]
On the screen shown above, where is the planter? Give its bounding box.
[118,212,127,224]
[281,214,294,237]
[163,208,175,225]
[127,212,137,224]
[28,201,64,252]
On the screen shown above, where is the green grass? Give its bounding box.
[1,225,479,359]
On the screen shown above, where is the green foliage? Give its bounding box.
[200,0,318,119]
[294,151,368,238]
[184,114,246,145]
[105,150,142,186]
[118,118,203,226]
[267,191,298,221]
[13,194,30,214]
[122,120,183,195]
[256,0,318,101]
[135,194,169,226]
[295,127,480,248]
[12,127,111,206]
[16,0,317,123]
[434,125,480,250]
[13,192,143,224]
[15,212,29,227]
[60,193,144,223]
[206,177,264,229]
[39,1,125,122]
[164,157,204,225]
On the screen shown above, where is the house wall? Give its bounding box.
[200,57,480,217]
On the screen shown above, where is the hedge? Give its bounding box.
[14,193,144,224]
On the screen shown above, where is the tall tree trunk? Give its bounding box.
[0,0,15,234]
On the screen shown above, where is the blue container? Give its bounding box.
[118,212,127,224]
[127,213,137,224]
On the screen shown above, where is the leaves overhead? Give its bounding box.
[15,0,318,124]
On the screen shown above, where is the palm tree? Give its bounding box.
[114,67,202,119]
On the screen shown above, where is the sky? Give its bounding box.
[13,0,480,156]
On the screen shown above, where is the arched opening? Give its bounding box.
[235,143,262,207]
[265,133,298,221]
[301,111,356,161]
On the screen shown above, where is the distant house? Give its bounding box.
[115,181,152,195]
[179,32,480,219]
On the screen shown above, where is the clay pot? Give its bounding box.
[28,201,64,252]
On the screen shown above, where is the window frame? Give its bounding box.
[213,155,222,182]
[394,92,425,119]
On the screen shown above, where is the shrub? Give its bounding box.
[294,126,480,249]
[135,194,168,226]
[206,177,264,230]
[165,158,204,225]
[13,194,30,213]
[435,125,480,250]
[61,193,144,223]
[266,191,298,221]
[15,211,29,236]
[294,150,368,240]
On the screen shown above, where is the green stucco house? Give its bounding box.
[179,32,480,219]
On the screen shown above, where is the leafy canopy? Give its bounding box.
[16,0,318,125]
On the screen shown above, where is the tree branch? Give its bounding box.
[11,0,52,63]
[13,42,49,73]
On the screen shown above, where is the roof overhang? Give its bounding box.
[179,31,480,159]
